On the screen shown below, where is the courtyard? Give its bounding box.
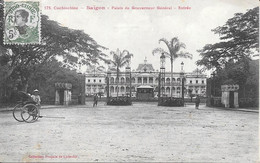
[0,102,258,162]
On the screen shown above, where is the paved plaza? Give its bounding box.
[0,102,258,162]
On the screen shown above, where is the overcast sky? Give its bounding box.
[42,0,258,74]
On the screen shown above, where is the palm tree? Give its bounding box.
[152,37,192,98]
[110,49,133,97]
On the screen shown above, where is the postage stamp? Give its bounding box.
[4,1,40,44]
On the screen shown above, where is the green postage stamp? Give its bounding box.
[4,1,40,44]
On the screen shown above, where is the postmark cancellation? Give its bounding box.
[4,0,40,44]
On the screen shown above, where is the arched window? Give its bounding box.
[121,86,125,92]
[126,77,130,83]
[166,87,170,93]
[126,86,130,92]
[161,87,165,93]
[110,77,114,84]
[161,78,165,82]
[166,78,170,83]
[172,87,175,93]
[110,86,114,93]
[177,87,180,94]
[131,77,135,83]
[121,77,125,83]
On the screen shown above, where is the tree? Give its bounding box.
[212,58,250,97]
[152,37,192,98]
[27,59,81,104]
[196,7,259,99]
[109,49,133,97]
[197,7,259,71]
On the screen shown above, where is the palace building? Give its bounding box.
[85,59,207,99]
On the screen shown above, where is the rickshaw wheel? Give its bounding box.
[13,103,24,122]
[21,104,40,123]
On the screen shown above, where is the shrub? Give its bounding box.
[107,97,132,106]
[158,97,184,107]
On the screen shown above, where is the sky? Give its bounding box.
[41,0,259,75]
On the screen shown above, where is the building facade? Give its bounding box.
[85,74,106,96]
[85,60,207,98]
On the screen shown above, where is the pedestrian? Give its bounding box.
[195,95,200,110]
[93,94,98,107]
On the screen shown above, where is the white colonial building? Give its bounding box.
[85,59,207,98]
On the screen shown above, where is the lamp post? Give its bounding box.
[158,53,165,106]
[180,62,185,105]
[159,53,166,99]
[106,62,111,103]
[160,53,166,69]
[125,55,132,102]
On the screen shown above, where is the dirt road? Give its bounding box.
[0,102,258,162]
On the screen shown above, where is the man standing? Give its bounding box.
[195,95,200,110]
[93,94,98,107]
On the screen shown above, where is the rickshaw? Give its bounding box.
[12,91,40,123]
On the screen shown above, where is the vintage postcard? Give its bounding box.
[0,0,259,162]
